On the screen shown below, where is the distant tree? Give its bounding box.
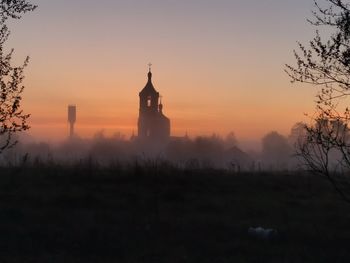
[288,122,308,147]
[0,0,36,154]
[112,132,125,141]
[165,135,225,168]
[193,135,224,163]
[93,130,107,140]
[261,131,292,169]
[225,131,238,148]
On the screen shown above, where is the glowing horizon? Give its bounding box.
[7,0,320,145]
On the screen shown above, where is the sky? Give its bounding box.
[6,0,322,144]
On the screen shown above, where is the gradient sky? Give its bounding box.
[6,0,321,144]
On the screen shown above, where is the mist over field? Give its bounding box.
[0,129,303,171]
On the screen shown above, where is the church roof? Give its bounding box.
[140,70,158,96]
[159,112,170,122]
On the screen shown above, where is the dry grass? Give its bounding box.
[0,162,349,262]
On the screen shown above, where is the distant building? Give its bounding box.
[138,67,170,141]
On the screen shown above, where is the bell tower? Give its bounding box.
[137,64,170,140]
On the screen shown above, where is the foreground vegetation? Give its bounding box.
[0,162,349,262]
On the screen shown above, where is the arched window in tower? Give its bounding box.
[147,96,151,107]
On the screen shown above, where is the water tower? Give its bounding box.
[68,105,76,137]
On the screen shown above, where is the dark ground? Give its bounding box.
[0,162,349,262]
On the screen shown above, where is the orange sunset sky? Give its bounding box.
[6,0,321,143]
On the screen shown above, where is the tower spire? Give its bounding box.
[147,63,152,81]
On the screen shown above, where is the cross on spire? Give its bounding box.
[148,63,152,72]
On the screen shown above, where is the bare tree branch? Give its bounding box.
[0,0,36,155]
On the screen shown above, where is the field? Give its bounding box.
[0,162,349,262]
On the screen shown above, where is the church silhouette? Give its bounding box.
[138,66,170,141]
